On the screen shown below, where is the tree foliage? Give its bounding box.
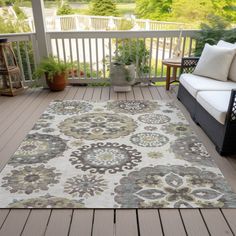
[194,15,236,56]
[57,1,73,15]
[135,0,236,25]
[90,0,119,16]
[135,0,172,20]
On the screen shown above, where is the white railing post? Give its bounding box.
[31,0,49,87]
[145,19,150,30]
[55,16,62,31]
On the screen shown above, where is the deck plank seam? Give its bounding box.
[157,210,165,236]
[90,209,95,236]
[199,209,211,236]
[19,209,31,236]
[0,210,10,231]
[178,209,189,236]
[136,209,141,236]
[0,89,42,138]
[220,209,235,236]
[67,209,75,236]
[43,210,53,236]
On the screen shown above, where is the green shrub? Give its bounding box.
[57,1,73,15]
[114,39,150,75]
[194,15,236,56]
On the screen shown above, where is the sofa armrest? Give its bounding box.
[226,89,236,125]
[180,57,199,74]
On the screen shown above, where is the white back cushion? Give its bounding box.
[193,43,235,81]
[217,40,236,82]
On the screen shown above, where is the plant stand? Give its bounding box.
[113,85,132,92]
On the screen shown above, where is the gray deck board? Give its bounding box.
[21,209,51,236]
[180,209,209,236]
[45,210,73,236]
[201,209,233,236]
[138,209,163,236]
[69,210,93,236]
[116,210,139,236]
[0,210,30,236]
[159,209,186,236]
[0,85,236,236]
[93,210,114,236]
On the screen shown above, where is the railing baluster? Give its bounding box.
[96,38,99,79]
[69,38,73,64]
[148,37,153,81]
[169,37,173,58]
[16,41,26,82]
[161,37,166,78]
[24,41,33,81]
[189,37,193,57]
[182,36,187,57]
[89,38,93,79]
[102,38,105,79]
[82,38,87,79]
[55,38,60,61]
[62,38,66,63]
[75,38,81,79]
[109,37,112,68]
[154,37,159,78]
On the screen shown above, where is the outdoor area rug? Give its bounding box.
[0,100,236,208]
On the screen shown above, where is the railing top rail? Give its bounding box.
[47,29,200,39]
[0,32,36,41]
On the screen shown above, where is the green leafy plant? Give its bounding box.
[34,56,71,81]
[90,0,119,16]
[57,1,73,15]
[113,39,150,75]
[194,15,236,56]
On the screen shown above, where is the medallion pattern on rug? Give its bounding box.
[0,100,236,208]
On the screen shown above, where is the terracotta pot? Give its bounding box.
[46,73,67,91]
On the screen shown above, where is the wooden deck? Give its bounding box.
[0,85,236,236]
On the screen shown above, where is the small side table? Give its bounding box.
[162,59,182,90]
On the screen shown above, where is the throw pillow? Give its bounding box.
[217,40,236,82]
[193,43,236,81]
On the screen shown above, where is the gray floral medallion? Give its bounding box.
[171,135,213,167]
[70,142,142,174]
[138,113,170,124]
[48,100,93,115]
[8,194,84,208]
[64,174,108,198]
[8,134,67,166]
[130,132,169,147]
[114,165,236,208]
[1,165,61,194]
[59,113,137,140]
[0,100,236,208]
[161,122,191,137]
[107,100,159,114]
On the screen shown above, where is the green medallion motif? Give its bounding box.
[59,113,137,140]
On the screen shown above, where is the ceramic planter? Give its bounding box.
[110,62,136,92]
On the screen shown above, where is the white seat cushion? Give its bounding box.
[180,73,236,98]
[196,91,231,125]
[217,40,236,82]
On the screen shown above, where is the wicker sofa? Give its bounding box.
[177,57,236,156]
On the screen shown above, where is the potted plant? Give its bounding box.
[110,39,149,92]
[34,56,71,91]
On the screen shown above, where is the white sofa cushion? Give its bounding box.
[180,73,236,98]
[196,91,231,125]
[193,43,235,81]
[217,40,236,82]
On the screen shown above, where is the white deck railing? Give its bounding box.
[0,30,199,85]
[47,30,198,84]
[0,32,38,86]
[27,15,194,32]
